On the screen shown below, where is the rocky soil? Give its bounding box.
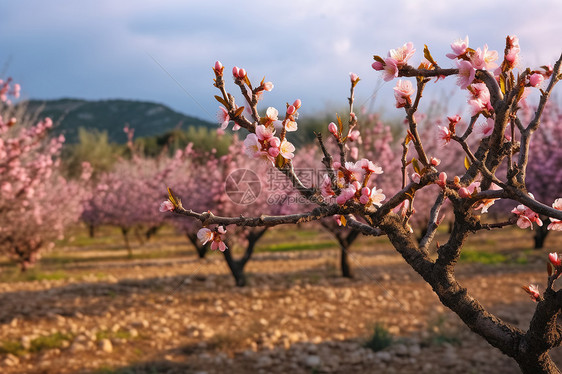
[1,228,562,373]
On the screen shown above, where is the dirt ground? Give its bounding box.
[1,225,562,373]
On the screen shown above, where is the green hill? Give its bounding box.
[22,98,214,143]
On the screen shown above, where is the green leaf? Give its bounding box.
[373,55,385,64]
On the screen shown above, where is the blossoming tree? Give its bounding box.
[167,138,305,286]
[0,79,86,270]
[162,38,562,373]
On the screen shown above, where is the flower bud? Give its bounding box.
[286,105,296,115]
[529,73,544,88]
[238,68,247,78]
[332,161,341,170]
[328,122,338,136]
[214,61,223,74]
[263,82,274,91]
[372,61,384,70]
[458,187,471,198]
[293,99,302,109]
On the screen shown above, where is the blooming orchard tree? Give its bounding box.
[161,38,562,373]
[0,79,86,270]
[83,135,180,256]
[167,138,305,286]
[525,103,562,248]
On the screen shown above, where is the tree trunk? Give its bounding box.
[187,233,207,259]
[335,229,360,278]
[534,218,551,249]
[145,226,160,241]
[221,228,268,287]
[222,249,247,287]
[517,353,560,374]
[340,246,353,278]
[133,226,146,246]
[88,224,96,238]
[121,227,132,257]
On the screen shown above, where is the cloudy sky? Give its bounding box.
[1,1,561,123]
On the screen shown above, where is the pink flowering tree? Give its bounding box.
[161,39,562,372]
[525,103,562,248]
[83,136,180,256]
[167,138,304,286]
[0,79,86,270]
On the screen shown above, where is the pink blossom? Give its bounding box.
[285,120,298,132]
[243,133,262,158]
[382,58,399,81]
[504,36,521,69]
[430,157,441,166]
[197,228,214,245]
[371,61,384,71]
[348,130,360,142]
[522,284,540,302]
[217,106,230,129]
[411,173,421,184]
[369,187,385,207]
[321,175,336,197]
[471,45,499,70]
[255,124,275,141]
[437,172,447,188]
[334,215,343,226]
[529,73,545,88]
[446,36,469,59]
[549,252,562,267]
[263,81,274,91]
[475,118,495,138]
[437,126,452,146]
[213,61,223,74]
[467,83,492,116]
[458,187,471,198]
[547,198,562,231]
[511,200,543,230]
[360,186,385,206]
[350,72,359,83]
[393,79,415,108]
[211,240,227,252]
[358,158,383,174]
[328,122,338,136]
[473,183,501,213]
[159,200,175,212]
[265,107,279,122]
[336,186,357,205]
[388,42,416,67]
[447,115,462,125]
[456,60,476,89]
[279,140,295,159]
[350,146,359,159]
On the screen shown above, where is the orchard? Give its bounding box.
[1,34,562,374]
[160,36,562,373]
